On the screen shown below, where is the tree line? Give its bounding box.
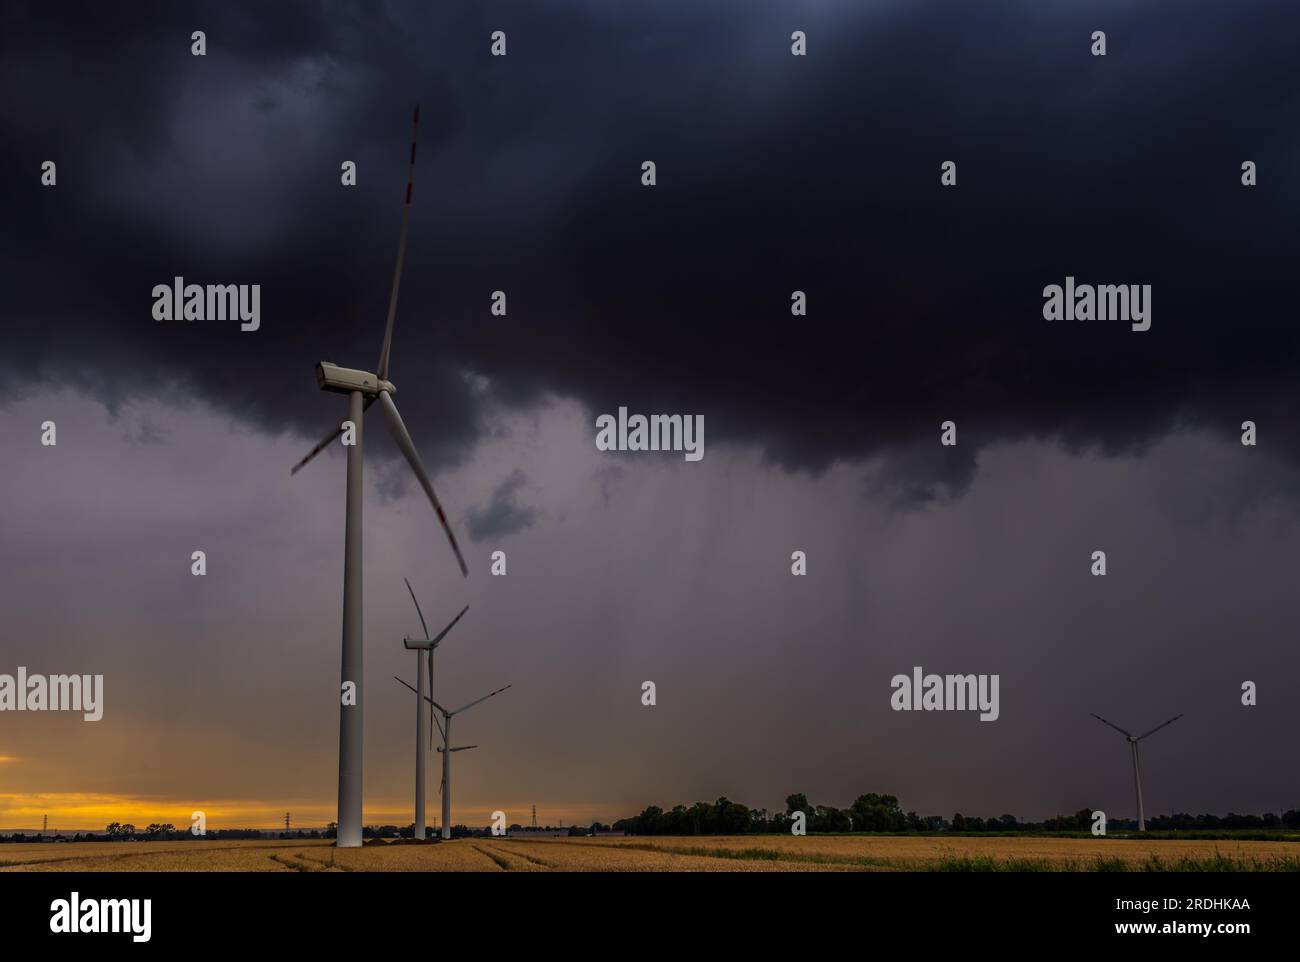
[4,801,1297,842]
[610,793,1300,835]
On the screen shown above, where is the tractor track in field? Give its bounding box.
[268,853,316,872]
[490,842,552,867]
[471,844,512,870]
[472,843,551,871]
[0,841,323,870]
[293,852,352,872]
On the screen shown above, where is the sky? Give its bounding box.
[1,0,1298,830]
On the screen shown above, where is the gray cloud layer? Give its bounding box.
[467,469,538,542]
[3,1,1299,500]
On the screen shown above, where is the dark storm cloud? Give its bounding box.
[3,0,1299,500]
[466,467,537,541]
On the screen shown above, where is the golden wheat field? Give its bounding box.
[2,834,1298,872]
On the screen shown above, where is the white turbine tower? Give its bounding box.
[399,577,468,840]
[291,105,470,848]
[1090,712,1184,832]
[394,677,511,839]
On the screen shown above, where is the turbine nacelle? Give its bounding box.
[316,361,396,397]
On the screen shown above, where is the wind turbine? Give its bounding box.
[291,105,470,848]
[394,676,511,839]
[1090,712,1184,831]
[399,577,468,840]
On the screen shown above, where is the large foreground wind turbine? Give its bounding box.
[291,105,470,848]
[394,677,511,839]
[400,577,468,840]
[1090,712,1184,831]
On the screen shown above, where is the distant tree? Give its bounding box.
[850,793,906,832]
[951,813,966,832]
[633,806,664,836]
[813,806,850,832]
[714,798,752,834]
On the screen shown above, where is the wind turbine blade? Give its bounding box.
[378,390,469,577]
[393,676,421,698]
[450,683,512,716]
[393,675,451,717]
[430,605,469,648]
[290,399,375,474]
[449,746,477,752]
[290,424,343,475]
[1090,713,1133,738]
[431,701,445,743]
[1136,713,1184,741]
[377,104,420,382]
[403,577,430,639]
[434,650,444,748]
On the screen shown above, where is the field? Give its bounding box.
[3,834,1299,871]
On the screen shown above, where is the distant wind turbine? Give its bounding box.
[1090,712,1184,831]
[291,105,470,848]
[399,577,468,840]
[394,677,511,839]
